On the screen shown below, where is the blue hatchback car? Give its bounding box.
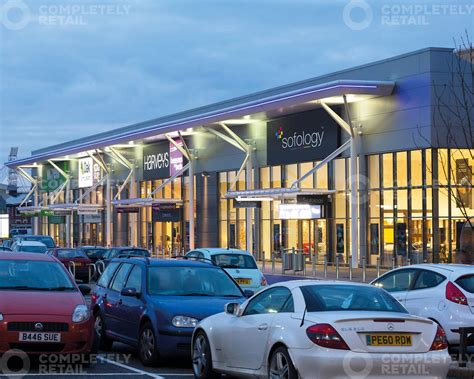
[91,257,248,365]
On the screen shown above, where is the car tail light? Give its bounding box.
[91,294,98,303]
[430,325,448,351]
[446,281,468,305]
[261,276,267,286]
[306,324,349,350]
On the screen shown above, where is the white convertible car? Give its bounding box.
[191,280,451,379]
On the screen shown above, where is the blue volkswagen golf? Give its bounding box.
[91,257,248,366]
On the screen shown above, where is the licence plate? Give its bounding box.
[366,333,412,346]
[19,332,61,343]
[236,278,251,285]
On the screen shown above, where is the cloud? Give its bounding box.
[0,0,472,161]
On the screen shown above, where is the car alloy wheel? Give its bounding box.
[193,334,208,376]
[269,347,296,379]
[94,313,113,350]
[192,332,220,379]
[140,328,155,361]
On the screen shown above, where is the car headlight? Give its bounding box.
[0,313,3,322]
[72,305,90,323]
[172,315,198,328]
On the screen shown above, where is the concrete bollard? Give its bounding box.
[376,257,381,278]
[362,256,367,282]
[324,254,328,278]
[349,255,353,281]
[336,254,340,280]
[392,256,396,270]
[262,252,266,272]
[311,252,316,277]
[271,252,275,274]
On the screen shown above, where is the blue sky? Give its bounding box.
[0,0,473,160]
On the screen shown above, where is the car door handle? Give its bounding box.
[118,298,123,305]
[258,323,268,331]
[396,298,404,302]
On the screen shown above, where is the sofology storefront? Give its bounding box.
[7,47,473,266]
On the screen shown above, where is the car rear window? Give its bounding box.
[300,285,408,313]
[57,250,88,259]
[83,248,106,258]
[115,249,150,258]
[21,245,47,254]
[22,236,55,248]
[211,254,257,269]
[456,275,474,294]
[97,262,120,287]
[147,266,243,297]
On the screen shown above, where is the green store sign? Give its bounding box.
[39,162,69,192]
[41,210,54,217]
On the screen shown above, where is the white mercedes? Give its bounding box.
[191,280,451,379]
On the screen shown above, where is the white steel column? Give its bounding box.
[106,164,112,247]
[66,179,71,247]
[350,136,359,268]
[188,156,195,250]
[129,161,138,246]
[33,183,39,234]
[245,149,253,252]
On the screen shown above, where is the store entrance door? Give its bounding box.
[302,220,327,263]
[154,221,182,255]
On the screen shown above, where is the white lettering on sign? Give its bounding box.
[278,204,322,220]
[280,130,325,149]
[144,152,169,171]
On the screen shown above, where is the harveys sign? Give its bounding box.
[266,108,341,165]
[143,138,186,180]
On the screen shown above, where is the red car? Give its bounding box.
[47,248,92,283]
[0,252,94,356]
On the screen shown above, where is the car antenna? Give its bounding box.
[300,306,307,327]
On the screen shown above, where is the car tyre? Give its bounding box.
[268,346,297,379]
[192,331,220,379]
[94,313,113,351]
[138,322,160,366]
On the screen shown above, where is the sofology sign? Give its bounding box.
[266,108,340,165]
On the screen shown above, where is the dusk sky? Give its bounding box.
[1,0,473,161]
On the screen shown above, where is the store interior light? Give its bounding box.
[129,141,134,145]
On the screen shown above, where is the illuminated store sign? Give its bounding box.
[78,157,94,188]
[267,108,340,165]
[278,204,322,220]
[143,138,186,180]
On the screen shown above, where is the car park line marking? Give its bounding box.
[97,356,165,378]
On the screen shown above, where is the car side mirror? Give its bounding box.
[121,287,140,297]
[244,290,254,298]
[225,302,240,316]
[78,284,91,296]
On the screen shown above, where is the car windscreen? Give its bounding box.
[456,275,474,293]
[148,266,243,297]
[21,245,47,254]
[0,260,75,291]
[82,248,106,258]
[57,250,88,259]
[300,285,408,313]
[211,253,257,269]
[22,237,55,248]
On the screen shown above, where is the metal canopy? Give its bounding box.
[225,188,335,200]
[112,198,183,207]
[5,80,394,168]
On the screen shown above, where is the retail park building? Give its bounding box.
[7,47,473,266]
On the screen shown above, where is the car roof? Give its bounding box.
[269,279,374,291]
[80,246,106,249]
[0,252,55,261]
[113,257,220,268]
[113,246,148,250]
[16,241,47,246]
[194,248,252,255]
[14,235,53,239]
[389,263,474,275]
